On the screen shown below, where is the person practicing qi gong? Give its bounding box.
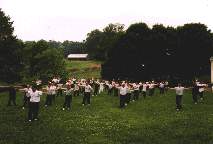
[1,84,20,106]
[60,84,76,110]
[51,83,57,101]
[22,84,32,109]
[42,83,53,106]
[74,82,80,97]
[118,83,127,108]
[82,82,94,105]
[23,85,50,121]
[56,82,63,97]
[113,81,120,98]
[92,81,99,96]
[168,83,190,110]
[99,81,105,94]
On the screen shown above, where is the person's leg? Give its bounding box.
[49,95,52,106]
[120,94,122,108]
[33,103,39,120]
[143,91,146,99]
[133,91,135,100]
[135,90,138,101]
[162,87,164,94]
[74,91,76,97]
[200,91,203,99]
[57,90,59,97]
[193,94,197,103]
[165,87,168,92]
[77,90,79,96]
[149,89,152,96]
[176,95,179,109]
[159,88,161,94]
[60,89,63,96]
[129,93,131,103]
[45,95,48,106]
[67,96,72,109]
[28,102,32,120]
[23,96,27,108]
[87,92,90,104]
[82,93,86,105]
[12,97,16,105]
[179,95,182,109]
[53,94,55,100]
[128,93,131,104]
[7,96,12,106]
[63,96,68,108]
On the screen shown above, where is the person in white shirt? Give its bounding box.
[81,77,86,83]
[66,81,70,85]
[112,79,115,93]
[38,79,42,89]
[118,83,127,108]
[80,81,86,95]
[196,79,200,85]
[71,78,74,88]
[90,78,94,88]
[72,77,76,84]
[197,82,206,99]
[56,82,63,97]
[52,77,57,84]
[60,84,76,110]
[149,82,157,97]
[133,82,140,101]
[22,85,32,109]
[24,85,49,121]
[82,82,94,105]
[126,83,133,105]
[32,79,40,89]
[165,80,169,92]
[142,82,148,99]
[74,82,80,97]
[42,83,53,106]
[108,84,113,95]
[169,83,190,110]
[104,80,109,91]
[99,81,105,93]
[113,81,120,98]
[51,83,57,101]
[159,82,165,94]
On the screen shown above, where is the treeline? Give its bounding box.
[1,6,213,86]
[98,23,213,87]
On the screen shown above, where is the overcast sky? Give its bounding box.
[0,0,212,43]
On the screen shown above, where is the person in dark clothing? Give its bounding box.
[1,84,19,106]
[190,82,200,104]
[93,81,99,96]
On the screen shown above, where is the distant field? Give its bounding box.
[0,60,103,86]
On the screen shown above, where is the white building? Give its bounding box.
[67,54,89,61]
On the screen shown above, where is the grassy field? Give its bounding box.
[0,86,213,143]
[1,61,213,143]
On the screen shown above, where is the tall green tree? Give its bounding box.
[0,8,27,84]
[34,48,67,78]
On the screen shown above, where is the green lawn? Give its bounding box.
[0,87,213,143]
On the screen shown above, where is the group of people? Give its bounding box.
[1,76,210,121]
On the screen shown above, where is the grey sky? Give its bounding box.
[1,0,212,43]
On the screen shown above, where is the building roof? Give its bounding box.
[67,54,88,58]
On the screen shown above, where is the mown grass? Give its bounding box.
[1,61,213,143]
[0,86,213,143]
